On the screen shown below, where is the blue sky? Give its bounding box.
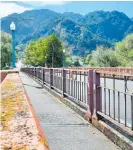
[1,1,133,18]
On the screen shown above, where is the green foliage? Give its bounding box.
[24,34,63,67]
[1,32,11,69]
[73,59,81,67]
[65,57,72,67]
[24,39,45,66]
[115,33,133,66]
[88,46,120,67]
[86,33,133,67]
[85,54,92,64]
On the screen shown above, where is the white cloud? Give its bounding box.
[0,2,31,18]
[22,1,66,7]
[0,1,67,18]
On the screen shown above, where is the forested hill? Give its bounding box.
[1,9,133,56]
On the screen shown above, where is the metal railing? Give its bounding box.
[98,72,133,129]
[69,67,133,75]
[21,67,133,131]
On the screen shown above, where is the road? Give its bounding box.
[20,72,120,150]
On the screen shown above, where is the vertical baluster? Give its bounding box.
[69,70,70,95]
[84,72,86,103]
[131,95,133,130]
[76,71,78,99]
[104,74,106,115]
[118,92,120,123]
[82,80,83,102]
[124,76,127,126]
[71,71,73,97]
[108,89,110,117]
[78,72,80,100]
[113,75,115,120]
[67,71,68,94]
[74,71,75,98]
[80,71,81,101]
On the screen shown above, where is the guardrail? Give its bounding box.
[69,67,133,75]
[21,67,133,131]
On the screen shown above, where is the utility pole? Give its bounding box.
[62,49,66,67]
[51,41,54,68]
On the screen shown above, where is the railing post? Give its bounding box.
[35,67,36,78]
[92,70,101,120]
[131,95,133,130]
[62,68,66,97]
[87,70,94,118]
[42,68,44,85]
[50,68,53,88]
[43,68,45,83]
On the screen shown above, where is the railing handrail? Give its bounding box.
[97,71,133,77]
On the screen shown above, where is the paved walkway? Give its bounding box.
[20,72,120,150]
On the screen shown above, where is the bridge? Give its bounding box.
[1,67,133,150]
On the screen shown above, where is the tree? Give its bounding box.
[88,46,120,67]
[24,38,46,66]
[73,59,81,67]
[65,57,72,67]
[24,34,63,67]
[85,53,92,64]
[44,34,63,67]
[1,32,11,69]
[115,33,133,66]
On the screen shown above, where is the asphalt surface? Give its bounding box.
[20,72,120,150]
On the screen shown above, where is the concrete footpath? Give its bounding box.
[20,72,120,150]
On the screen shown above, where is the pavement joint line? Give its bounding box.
[39,123,90,126]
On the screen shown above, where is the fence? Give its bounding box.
[21,67,133,131]
[69,67,133,75]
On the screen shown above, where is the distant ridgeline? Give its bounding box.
[1,9,133,56]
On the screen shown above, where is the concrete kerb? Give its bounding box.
[0,70,19,83]
[24,72,133,150]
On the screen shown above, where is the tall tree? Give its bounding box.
[88,46,120,67]
[115,33,133,66]
[24,34,64,67]
[44,34,63,67]
[1,32,11,69]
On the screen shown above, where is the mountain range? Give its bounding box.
[1,9,133,56]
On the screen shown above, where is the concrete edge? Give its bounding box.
[24,73,133,150]
[0,70,19,83]
[19,74,50,150]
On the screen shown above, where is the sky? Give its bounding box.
[0,1,133,18]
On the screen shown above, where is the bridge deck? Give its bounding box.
[20,72,120,150]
